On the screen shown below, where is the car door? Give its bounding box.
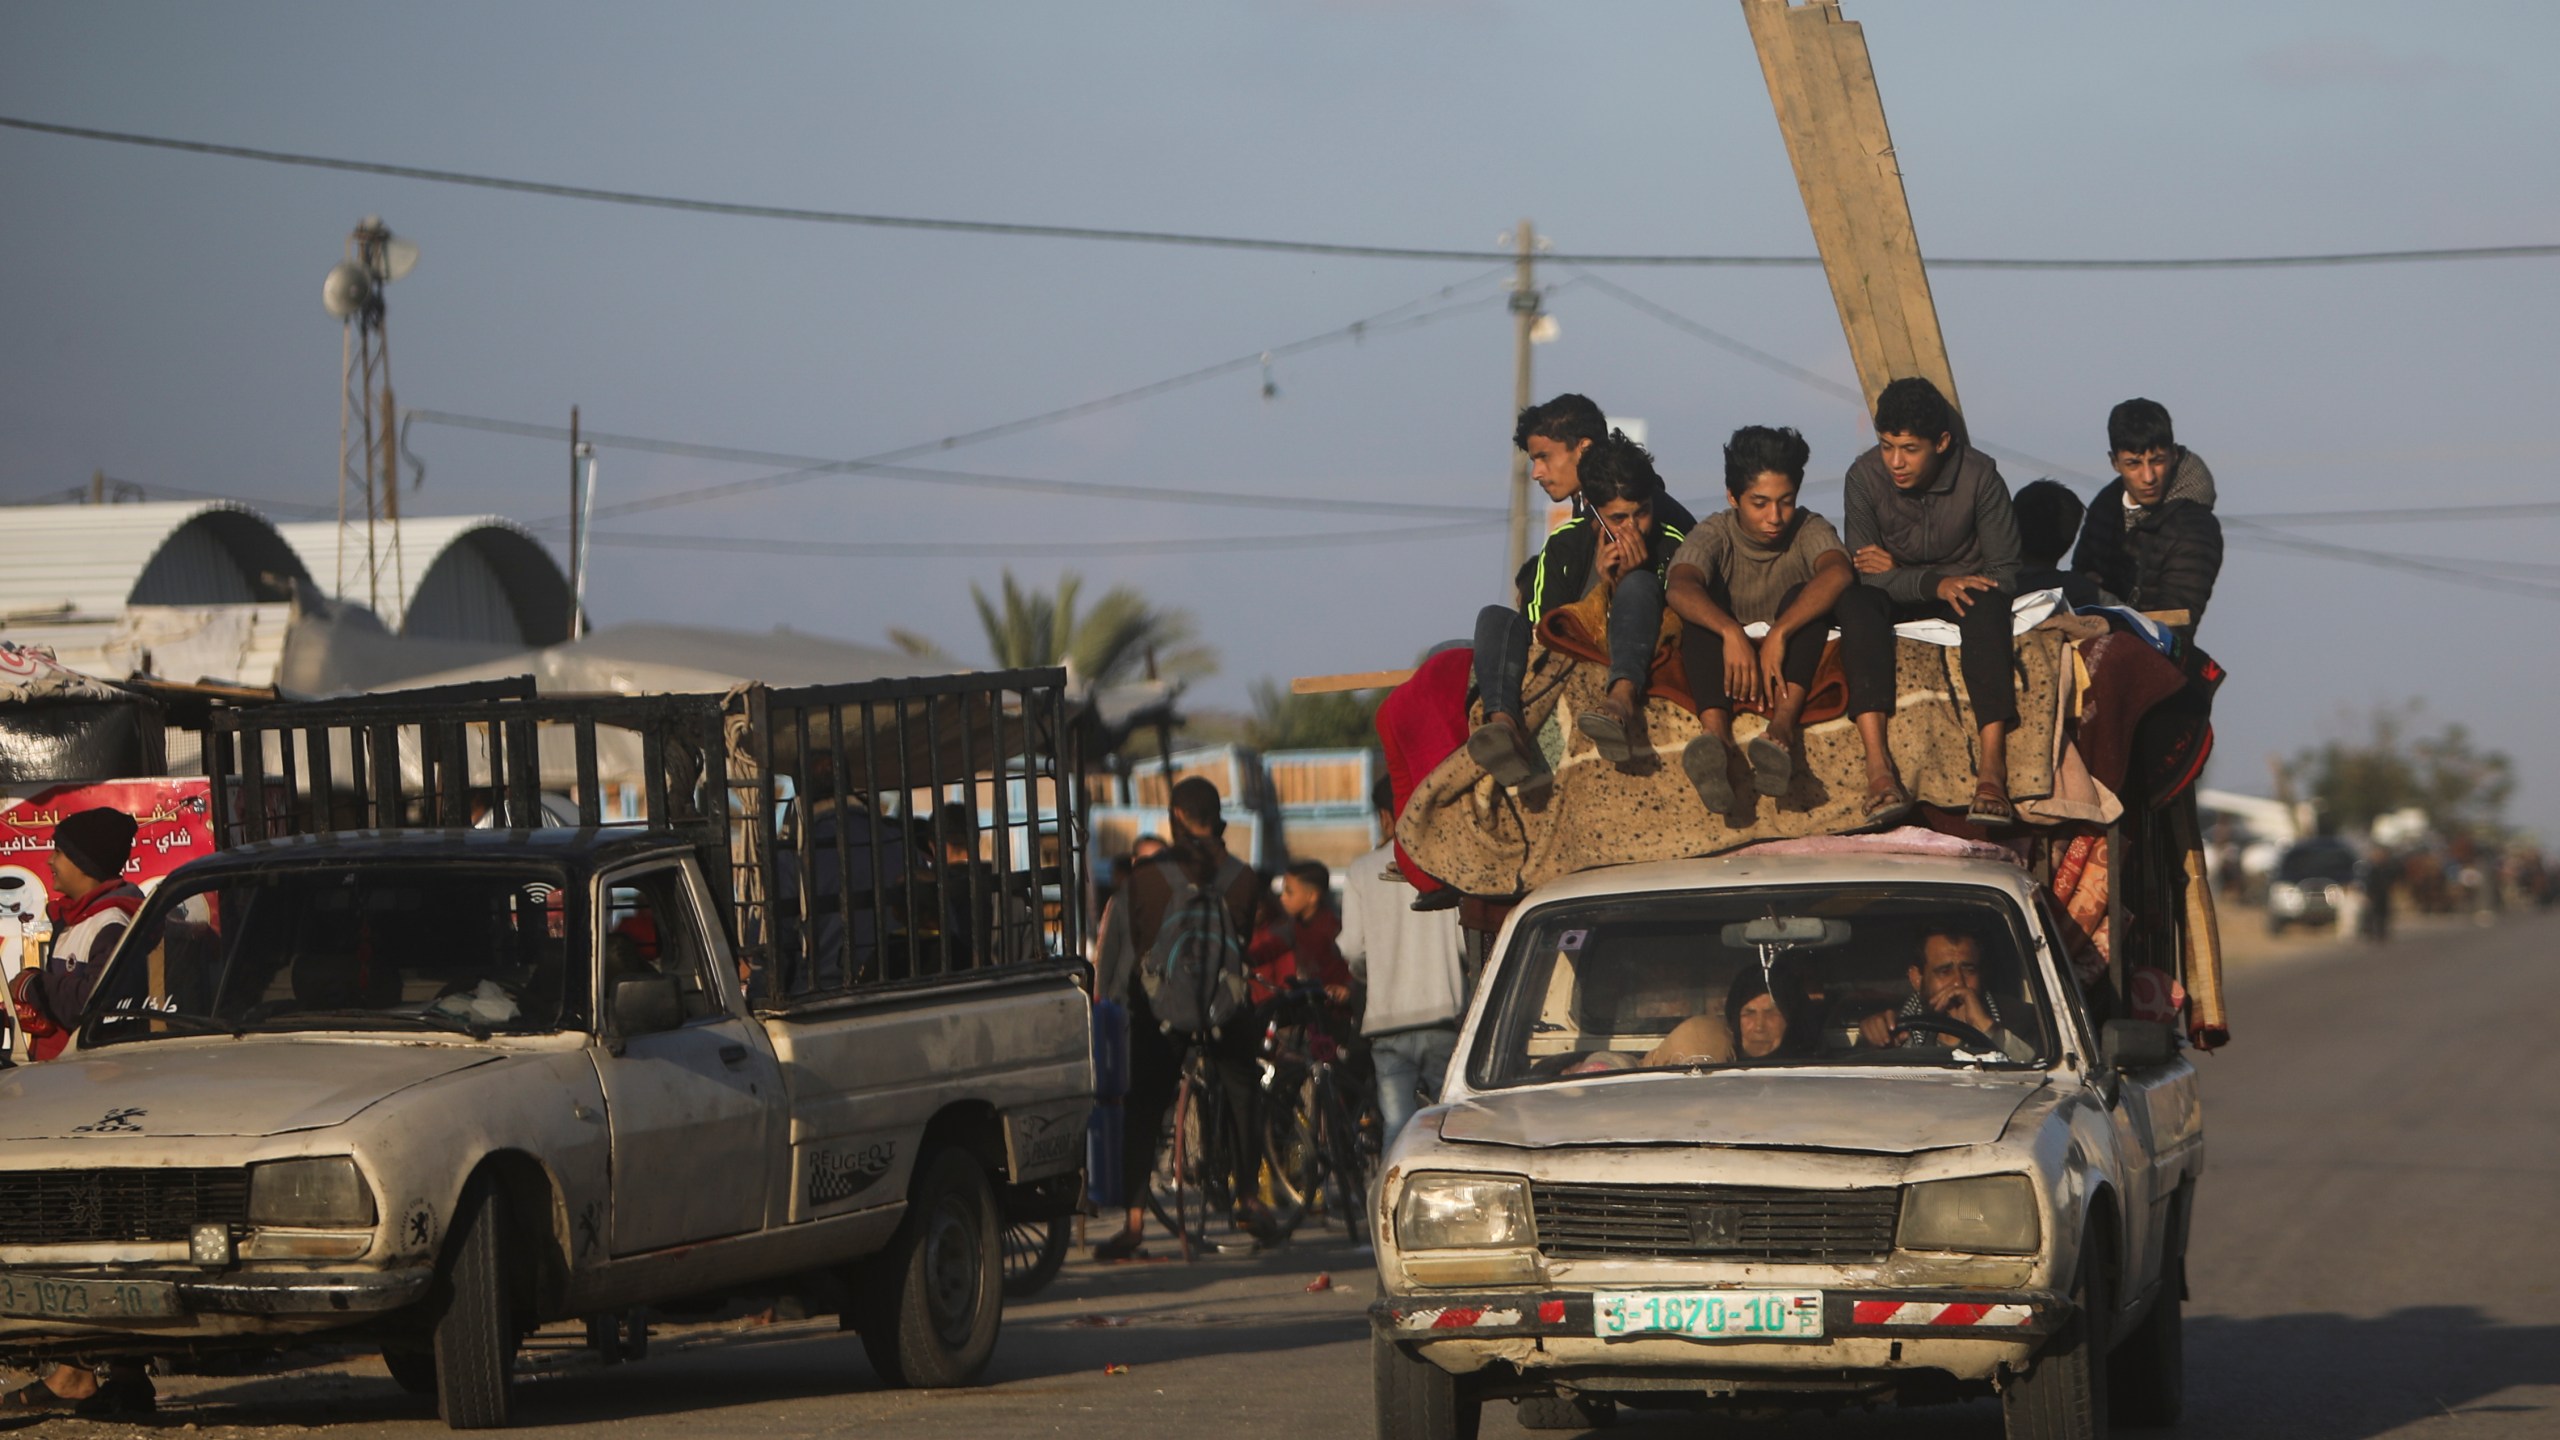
[592,860,781,1256]
[2035,894,2162,1298]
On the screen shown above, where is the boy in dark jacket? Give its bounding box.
[1836,378,2024,829]
[2071,397,2225,629]
[1470,428,1688,795]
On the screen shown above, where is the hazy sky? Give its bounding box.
[5,2,2556,836]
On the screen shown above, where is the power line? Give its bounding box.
[10,114,2559,272]
[586,517,1507,560]
[2223,521,2560,603]
[412,273,1518,522]
[2226,500,2560,527]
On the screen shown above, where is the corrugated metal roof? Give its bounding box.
[274,515,569,642]
[0,501,311,623]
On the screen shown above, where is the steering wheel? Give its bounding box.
[1890,1013,2000,1054]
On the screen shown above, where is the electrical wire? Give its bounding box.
[585,517,1507,559]
[2225,501,2560,527]
[412,273,1519,522]
[9,114,2558,272]
[2223,520,2560,603]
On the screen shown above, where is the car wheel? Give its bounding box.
[1372,1332,1480,1440]
[380,1343,437,1397]
[1516,1392,1616,1429]
[851,1148,1003,1388]
[2110,1228,2185,1426]
[429,1180,519,1429]
[2003,1232,2110,1440]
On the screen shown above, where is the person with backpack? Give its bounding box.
[1091,778,1274,1258]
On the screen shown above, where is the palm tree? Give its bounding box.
[891,570,1216,688]
[1245,678,1383,751]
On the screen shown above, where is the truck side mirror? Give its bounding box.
[2101,1019,2174,1072]
[611,974,685,1039]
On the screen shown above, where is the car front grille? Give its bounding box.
[1532,1182,1900,1263]
[0,1169,251,1245]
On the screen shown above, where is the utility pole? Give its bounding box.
[90,469,104,505]
[1501,218,1542,592]
[567,405,582,634]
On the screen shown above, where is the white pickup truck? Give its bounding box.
[0,673,1095,1429]
[1369,850,2203,1440]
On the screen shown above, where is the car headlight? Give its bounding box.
[248,1158,379,1227]
[1898,1176,2039,1255]
[1394,1173,1533,1251]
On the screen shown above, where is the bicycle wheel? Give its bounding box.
[1000,1217,1069,1298]
[1146,1070,1208,1252]
[1259,1073,1319,1235]
[1317,1074,1377,1243]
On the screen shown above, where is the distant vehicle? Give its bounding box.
[2266,838,2361,935]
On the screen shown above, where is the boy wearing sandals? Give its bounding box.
[1666,426,1854,814]
[1836,377,2026,829]
[1468,431,1686,794]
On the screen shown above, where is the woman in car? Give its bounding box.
[1642,964,1814,1067]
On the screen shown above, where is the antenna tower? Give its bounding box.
[322,217,418,626]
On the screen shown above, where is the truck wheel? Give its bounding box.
[2003,1235,2110,1440]
[381,1343,437,1396]
[430,1181,519,1429]
[1372,1332,1480,1440]
[853,1149,1002,1388]
[2110,1238,2184,1426]
[1516,1392,1615,1429]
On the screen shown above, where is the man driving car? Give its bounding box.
[1858,929,2035,1062]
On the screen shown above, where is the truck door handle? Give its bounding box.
[719,1044,749,1066]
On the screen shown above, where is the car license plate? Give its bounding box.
[0,1273,183,1321]
[1593,1290,1823,1339]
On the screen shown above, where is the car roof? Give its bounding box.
[185,826,698,878]
[1512,852,2038,909]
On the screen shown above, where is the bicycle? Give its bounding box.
[1255,979,1381,1245]
[1145,1040,1265,1258]
[1000,1217,1070,1297]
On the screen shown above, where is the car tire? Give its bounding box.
[1372,1332,1480,1440]
[2110,1229,2185,1426]
[1516,1392,1616,1429]
[380,1343,437,1397]
[851,1149,1003,1388]
[429,1180,518,1429]
[2003,1233,2109,1440]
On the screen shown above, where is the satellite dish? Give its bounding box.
[381,234,420,282]
[323,261,375,318]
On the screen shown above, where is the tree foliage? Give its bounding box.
[889,570,1215,688]
[1244,678,1382,752]
[2287,700,2514,837]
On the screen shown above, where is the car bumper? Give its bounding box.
[1371,1287,2069,1386]
[0,1267,434,1350]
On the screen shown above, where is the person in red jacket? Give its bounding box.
[1246,860,1357,1008]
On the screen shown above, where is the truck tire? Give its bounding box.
[1372,1332,1480,1440]
[852,1149,1003,1388]
[429,1181,519,1429]
[380,1344,437,1397]
[1516,1393,1615,1429]
[2110,1232,2185,1426]
[2003,1235,2110,1440]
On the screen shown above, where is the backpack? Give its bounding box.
[1138,856,1251,1037]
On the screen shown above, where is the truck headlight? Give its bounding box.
[1899,1176,2039,1255]
[248,1158,379,1228]
[1394,1173,1532,1251]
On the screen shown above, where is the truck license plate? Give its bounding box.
[0,1274,183,1321]
[1593,1290,1823,1340]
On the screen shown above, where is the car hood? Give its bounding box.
[1436,1069,2047,1155]
[0,1039,508,1140]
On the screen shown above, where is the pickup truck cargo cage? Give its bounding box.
[202,668,1087,1011]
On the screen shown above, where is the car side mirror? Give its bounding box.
[611,974,685,1040]
[2101,1018,2175,1072]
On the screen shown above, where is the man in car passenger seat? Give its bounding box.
[1857,929,2035,1063]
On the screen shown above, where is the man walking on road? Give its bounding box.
[1339,777,1469,1143]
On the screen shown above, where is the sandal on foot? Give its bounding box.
[1577,701,1639,765]
[1862,780,1914,830]
[2,1382,75,1412]
[1744,734,1794,798]
[1681,734,1735,813]
[1091,1229,1145,1262]
[1966,785,2017,829]
[1465,714,1547,792]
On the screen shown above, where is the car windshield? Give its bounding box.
[2277,846,2358,883]
[81,863,582,1045]
[1470,884,2059,1088]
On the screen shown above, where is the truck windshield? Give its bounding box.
[81,864,582,1045]
[1470,884,2057,1088]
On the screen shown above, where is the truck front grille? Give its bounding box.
[0,1169,251,1245]
[1532,1182,1900,1263]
